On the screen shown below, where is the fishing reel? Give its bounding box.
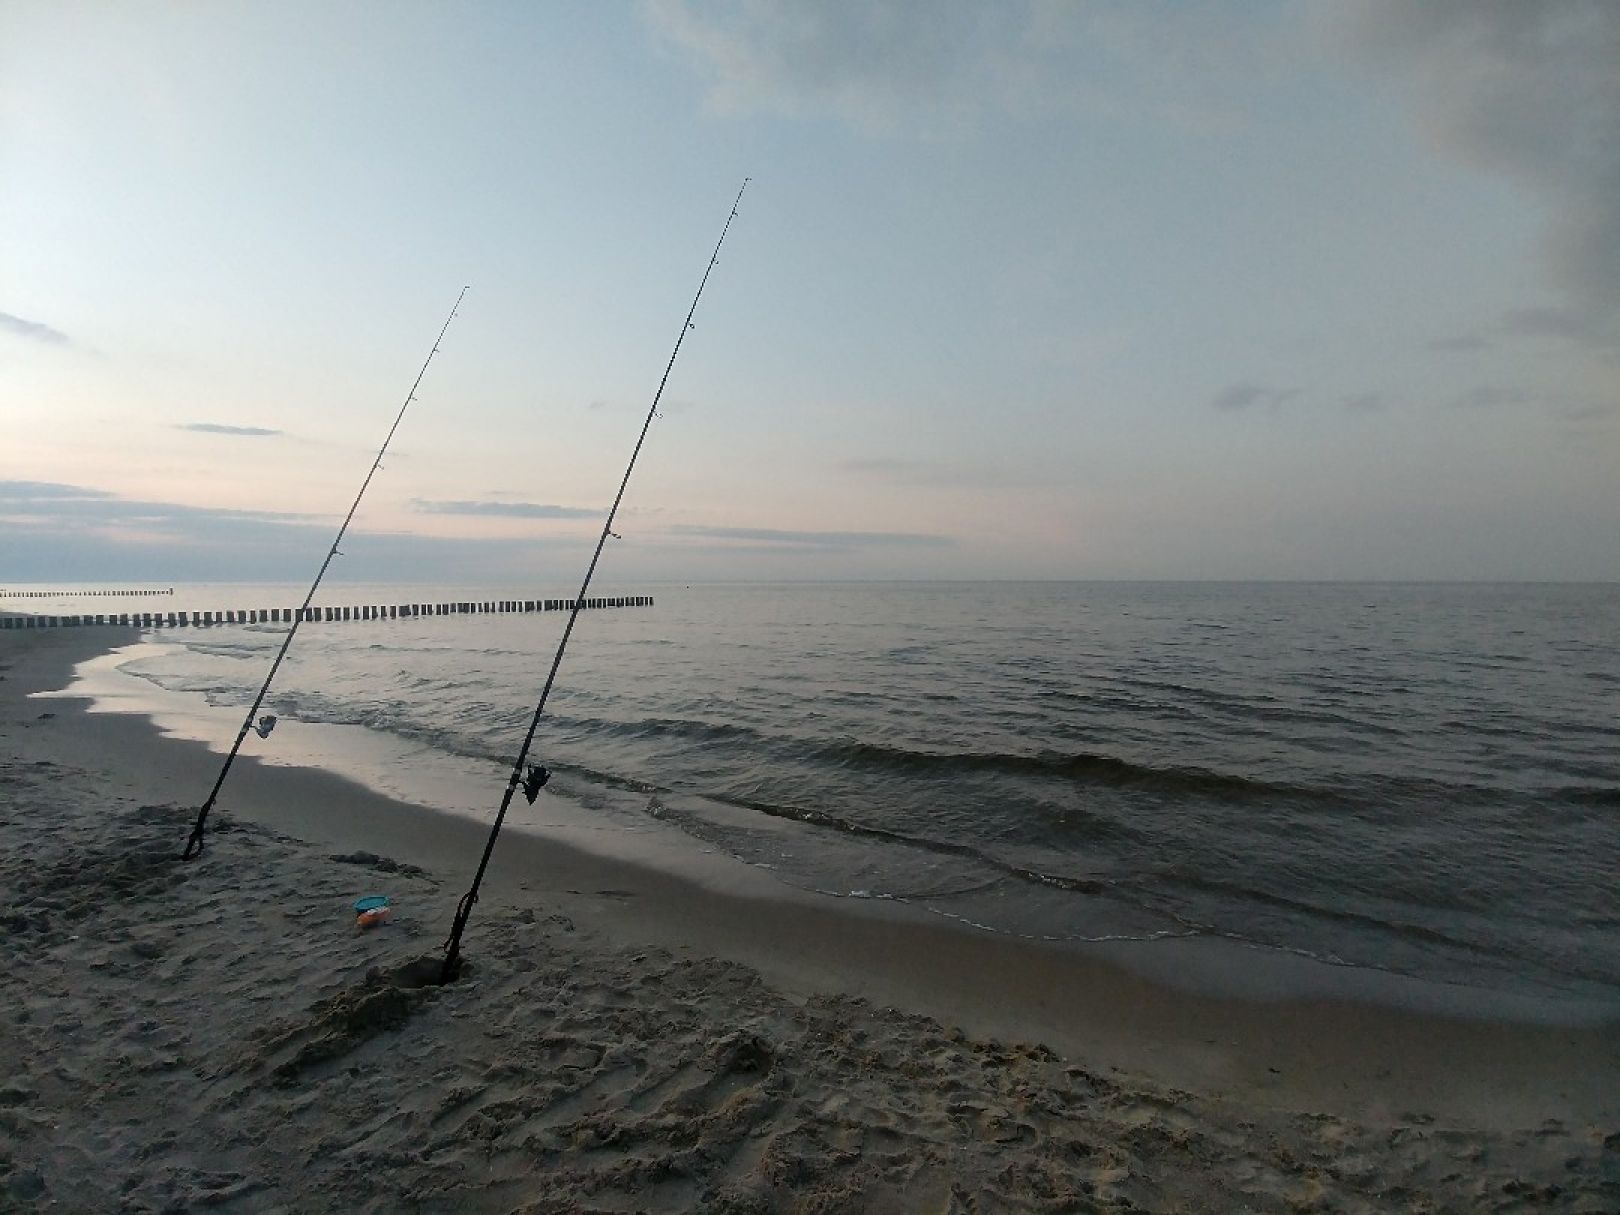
[521,764,552,804]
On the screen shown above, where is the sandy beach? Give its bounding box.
[3,626,1618,1212]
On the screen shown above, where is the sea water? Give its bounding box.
[18,580,1620,1009]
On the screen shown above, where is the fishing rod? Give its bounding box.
[181,286,469,860]
[441,180,749,981]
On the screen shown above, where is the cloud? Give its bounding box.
[1499,306,1611,347]
[0,522,578,585]
[0,479,319,526]
[0,480,115,501]
[1334,2,1620,335]
[645,0,999,130]
[0,310,71,345]
[1342,392,1384,411]
[1211,382,1298,411]
[0,480,338,579]
[1430,304,1617,353]
[835,456,1058,490]
[669,523,954,549]
[644,1,1275,134]
[1453,385,1530,409]
[178,422,283,437]
[1444,383,1616,417]
[1563,400,1619,422]
[0,486,962,580]
[0,479,589,582]
[1501,307,1591,341]
[411,498,602,520]
[1428,333,1492,353]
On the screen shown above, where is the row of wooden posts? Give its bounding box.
[1,589,175,598]
[0,595,654,630]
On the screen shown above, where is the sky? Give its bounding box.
[2,0,1617,584]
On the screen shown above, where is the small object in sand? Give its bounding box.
[356,906,392,929]
[354,895,390,914]
[253,713,278,739]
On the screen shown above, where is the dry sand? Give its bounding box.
[2,626,1618,1212]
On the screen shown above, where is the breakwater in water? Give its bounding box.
[0,594,653,629]
[2,588,174,598]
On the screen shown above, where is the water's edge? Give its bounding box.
[46,636,1620,1028]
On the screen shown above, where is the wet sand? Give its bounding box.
[3,626,1617,1211]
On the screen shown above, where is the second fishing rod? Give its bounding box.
[182,287,469,860]
[441,180,749,981]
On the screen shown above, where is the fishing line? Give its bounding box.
[441,181,749,980]
[181,287,469,860]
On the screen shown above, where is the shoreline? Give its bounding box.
[5,626,1619,1209]
[55,632,1620,1027]
[10,626,1620,1120]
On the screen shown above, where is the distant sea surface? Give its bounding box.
[17,580,1620,1007]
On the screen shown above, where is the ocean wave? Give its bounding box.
[170,640,267,662]
[1144,866,1619,985]
[527,712,1324,803]
[681,793,1130,901]
[1555,785,1620,807]
[1154,867,1489,951]
[802,738,1317,802]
